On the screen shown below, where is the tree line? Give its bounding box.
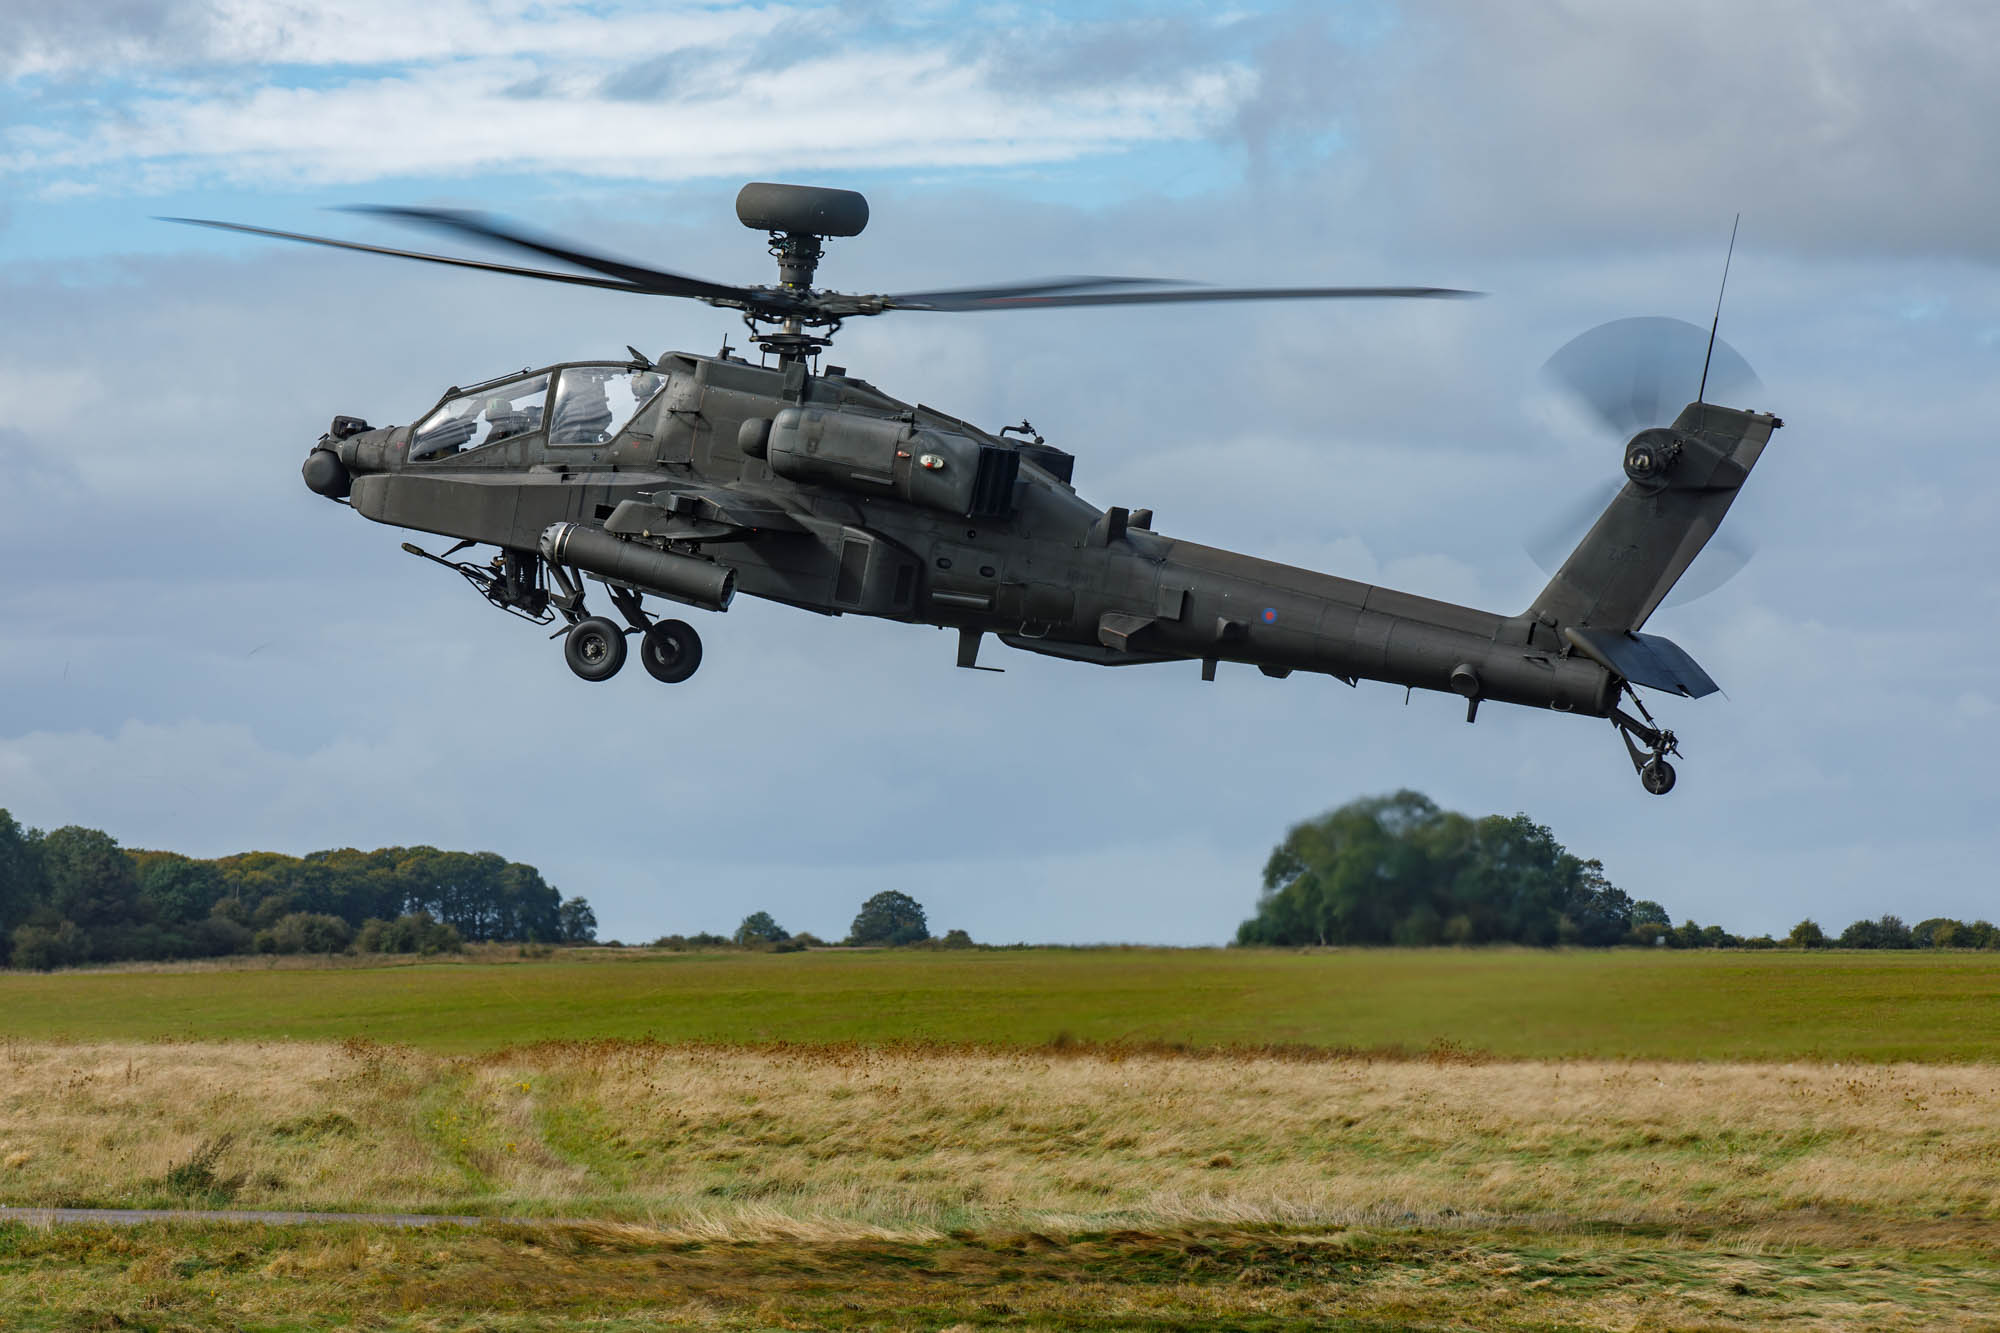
[658,892,974,951]
[1236,791,1996,950]
[0,810,595,970]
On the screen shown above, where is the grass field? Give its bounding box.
[4,945,2000,1060]
[5,949,2000,1328]
[4,1038,2000,1328]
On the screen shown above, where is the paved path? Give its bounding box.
[1,1205,507,1228]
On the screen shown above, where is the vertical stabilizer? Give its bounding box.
[1529,402,1779,634]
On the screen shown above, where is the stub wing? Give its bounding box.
[603,484,808,543]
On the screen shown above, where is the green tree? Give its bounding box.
[40,826,139,931]
[1237,792,1633,948]
[133,852,222,925]
[356,912,462,955]
[0,810,45,944]
[1840,915,1914,949]
[9,920,86,971]
[849,891,929,946]
[1627,900,1672,946]
[1912,917,1961,949]
[557,897,598,944]
[1238,791,1452,946]
[734,911,789,946]
[1788,918,1827,949]
[254,912,354,955]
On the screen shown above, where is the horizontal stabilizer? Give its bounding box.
[1564,627,1719,698]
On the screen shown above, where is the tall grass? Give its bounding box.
[4,1038,1998,1242]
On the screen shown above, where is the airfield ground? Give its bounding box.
[3,948,1998,1329]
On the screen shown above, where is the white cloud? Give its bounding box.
[3,2,1256,191]
[1,1,776,78]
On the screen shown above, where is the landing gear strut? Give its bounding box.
[605,583,703,685]
[545,561,708,685]
[403,540,711,685]
[1610,686,1680,796]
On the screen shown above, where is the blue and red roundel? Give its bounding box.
[1261,607,1278,624]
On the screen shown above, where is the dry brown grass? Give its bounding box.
[6,1040,2000,1327]
[2,1037,1997,1248]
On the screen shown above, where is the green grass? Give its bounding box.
[4,947,2000,1060]
[5,1220,1998,1331]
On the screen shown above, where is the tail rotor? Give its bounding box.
[1528,315,1763,609]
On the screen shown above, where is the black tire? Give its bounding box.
[564,617,627,681]
[639,618,702,684]
[1640,759,1677,796]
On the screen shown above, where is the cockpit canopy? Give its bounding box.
[410,364,665,462]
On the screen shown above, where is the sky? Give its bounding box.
[2,0,1996,944]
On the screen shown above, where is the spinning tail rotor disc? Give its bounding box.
[1529,316,1763,606]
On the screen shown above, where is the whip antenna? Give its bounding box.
[1697,213,1740,405]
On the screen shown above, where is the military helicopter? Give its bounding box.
[173,183,1780,794]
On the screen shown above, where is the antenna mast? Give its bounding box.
[1697,213,1741,405]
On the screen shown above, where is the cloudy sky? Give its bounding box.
[2,1,1995,943]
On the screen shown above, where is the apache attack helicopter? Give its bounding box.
[175,183,1780,794]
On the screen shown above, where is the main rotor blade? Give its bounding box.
[1542,316,1760,437]
[163,217,672,299]
[343,205,755,306]
[908,284,1483,310]
[880,276,1191,311]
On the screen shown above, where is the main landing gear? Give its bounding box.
[547,564,703,686]
[1609,686,1680,795]
[404,540,708,686]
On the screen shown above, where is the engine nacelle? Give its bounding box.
[766,407,1019,520]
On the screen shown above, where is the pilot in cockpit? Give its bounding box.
[483,396,531,442]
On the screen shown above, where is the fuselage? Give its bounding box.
[321,349,1614,718]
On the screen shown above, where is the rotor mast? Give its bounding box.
[736,182,869,366]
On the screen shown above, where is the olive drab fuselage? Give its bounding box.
[314,345,1781,799]
[201,181,1779,791]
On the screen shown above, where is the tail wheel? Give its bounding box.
[564,616,627,681]
[639,618,702,683]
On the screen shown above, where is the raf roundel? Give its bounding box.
[1261,608,1278,625]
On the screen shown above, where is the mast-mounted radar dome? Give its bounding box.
[735,183,869,238]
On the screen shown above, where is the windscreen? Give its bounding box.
[548,366,664,445]
[410,373,550,461]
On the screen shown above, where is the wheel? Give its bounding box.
[1640,759,1677,795]
[564,617,627,681]
[639,618,702,683]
